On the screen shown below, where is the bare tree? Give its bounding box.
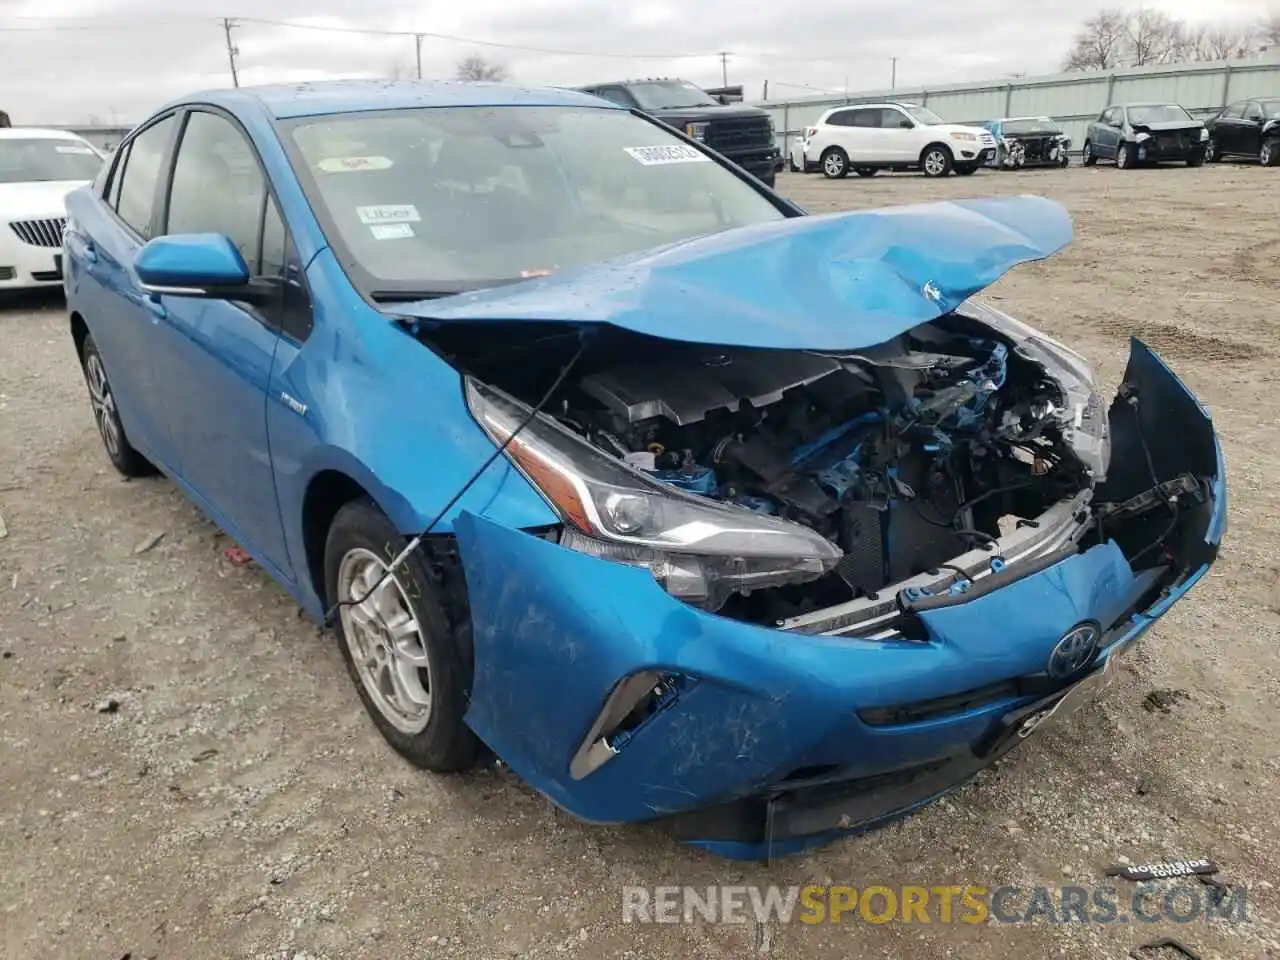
[455,55,508,83]
[1064,8,1129,70]
[1126,7,1181,64]
[1261,11,1280,49]
[1201,24,1257,60]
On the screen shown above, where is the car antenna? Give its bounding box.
[323,330,591,627]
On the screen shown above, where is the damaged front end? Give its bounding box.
[397,197,1225,859]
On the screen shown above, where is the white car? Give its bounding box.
[792,102,998,179]
[1,127,104,291]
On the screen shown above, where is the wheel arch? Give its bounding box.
[70,311,90,361]
[300,468,379,608]
[919,141,954,164]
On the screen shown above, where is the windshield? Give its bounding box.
[903,104,946,126]
[1128,104,1192,125]
[0,138,102,184]
[1002,118,1062,136]
[626,81,718,111]
[285,105,786,296]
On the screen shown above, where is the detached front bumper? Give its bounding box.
[454,339,1225,860]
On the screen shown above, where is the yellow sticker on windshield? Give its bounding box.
[624,145,711,165]
[318,156,394,173]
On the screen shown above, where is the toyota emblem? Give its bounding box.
[1046,623,1101,681]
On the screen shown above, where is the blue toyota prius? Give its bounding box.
[62,80,1225,859]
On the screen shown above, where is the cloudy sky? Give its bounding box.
[2,0,1275,124]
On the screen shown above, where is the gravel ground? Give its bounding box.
[2,162,1279,960]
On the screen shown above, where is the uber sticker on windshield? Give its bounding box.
[357,204,421,225]
[623,144,711,166]
[370,223,415,240]
[318,156,394,173]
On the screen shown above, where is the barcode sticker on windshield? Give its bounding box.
[624,145,711,165]
[370,223,414,240]
[357,204,421,225]
[319,156,393,173]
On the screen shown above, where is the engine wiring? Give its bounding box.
[322,336,589,628]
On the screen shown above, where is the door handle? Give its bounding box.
[83,242,98,264]
[144,295,167,321]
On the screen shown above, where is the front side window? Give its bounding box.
[285,105,787,297]
[115,115,177,237]
[878,109,912,129]
[1220,102,1245,120]
[1243,103,1264,122]
[1127,104,1192,124]
[0,137,102,185]
[1261,100,1280,118]
[166,111,268,269]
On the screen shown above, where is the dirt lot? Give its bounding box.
[2,162,1279,960]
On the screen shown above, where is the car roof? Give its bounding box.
[159,79,621,121]
[0,127,90,140]
[999,116,1055,122]
[1117,102,1183,108]
[822,102,918,114]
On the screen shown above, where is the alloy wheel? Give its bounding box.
[923,150,947,176]
[1262,143,1273,166]
[85,352,121,460]
[823,151,845,177]
[337,548,434,735]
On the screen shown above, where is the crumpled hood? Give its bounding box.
[1131,120,1204,133]
[391,195,1073,351]
[0,180,87,221]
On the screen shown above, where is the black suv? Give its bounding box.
[577,78,780,186]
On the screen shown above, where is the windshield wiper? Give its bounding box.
[370,290,462,303]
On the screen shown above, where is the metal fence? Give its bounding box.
[759,55,1280,159]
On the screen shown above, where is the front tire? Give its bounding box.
[79,333,153,477]
[920,145,953,177]
[1186,150,1204,168]
[325,499,482,773]
[821,147,849,179]
[788,157,799,173]
[1205,138,1218,162]
[1082,141,1096,166]
[1116,143,1134,169]
[1261,141,1278,167]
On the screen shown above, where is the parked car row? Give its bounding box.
[783,97,1279,179]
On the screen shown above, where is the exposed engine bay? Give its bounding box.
[430,308,1136,627]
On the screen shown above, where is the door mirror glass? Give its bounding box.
[898,118,914,129]
[135,232,250,291]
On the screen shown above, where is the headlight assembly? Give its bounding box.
[685,122,709,142]
[949,132,978,142]
[1199,128,1209,141]
[465,379,843,610]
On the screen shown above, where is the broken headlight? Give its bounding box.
[959,299,1111,481]
[465,378,842,611]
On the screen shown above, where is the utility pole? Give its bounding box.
[223,18,240,88]
[890,57,898,90]
[415,34,423,79]
[719,51,729,87]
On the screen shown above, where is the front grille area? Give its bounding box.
[705,117,773,154]
[9,217,66,248]
[1154,133,1189,153]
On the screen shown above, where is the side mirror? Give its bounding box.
[899,119,913,129]
[134,233,273,305]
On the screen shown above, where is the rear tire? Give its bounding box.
[920,145,953,177]
[1186,151,1204,168]
[821,147,849,179]
[1082,141,1097,166]
[325,499,482,774]
[79,333,153,478]
[1204,138,1218,162]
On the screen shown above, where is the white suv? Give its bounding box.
[791,102,997,178]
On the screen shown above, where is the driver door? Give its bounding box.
[142,108,294,575]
